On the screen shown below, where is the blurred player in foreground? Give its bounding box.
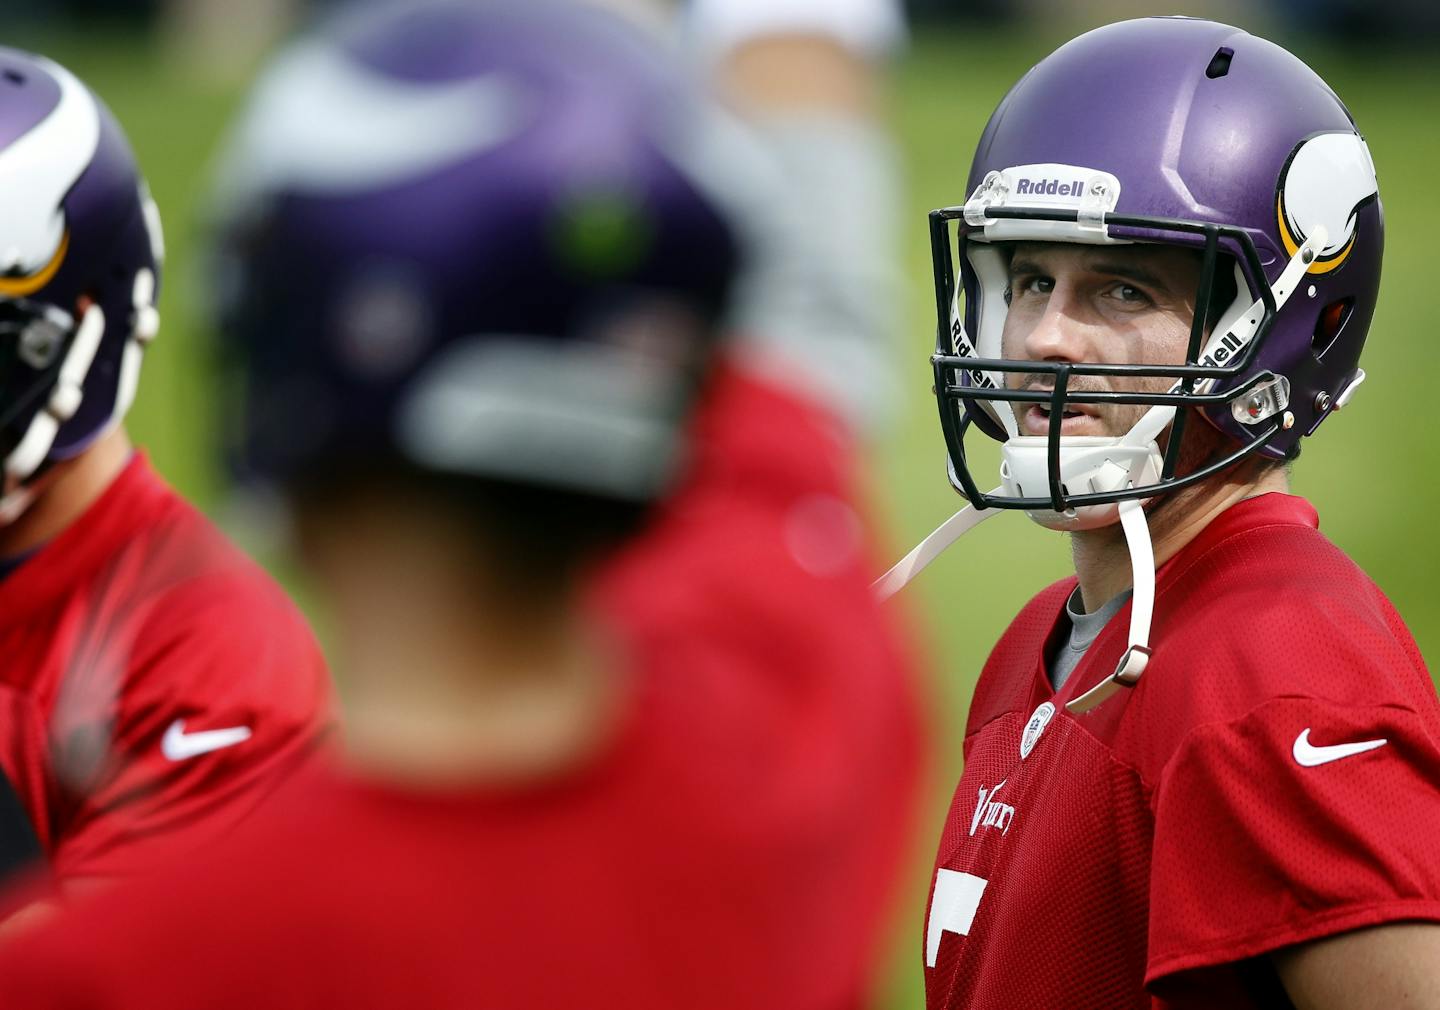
[0,47,331,914]
[876,16,1440,1009]
[0,1,923,1005]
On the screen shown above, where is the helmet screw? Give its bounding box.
[1314,391,1332,413]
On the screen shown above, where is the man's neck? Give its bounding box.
[307,506,626,788]
[1070,461,1291,613]
[0,428,133,558]
[340,605,625,788]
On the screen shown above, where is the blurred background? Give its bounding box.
[10,1,1440,1005]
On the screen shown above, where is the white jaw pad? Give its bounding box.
[1000,436,1162,530]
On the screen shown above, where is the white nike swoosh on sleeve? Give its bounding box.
[162,719,253,761]
[1292,727,1388,767]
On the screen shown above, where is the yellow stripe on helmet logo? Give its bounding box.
[0,229,70,298]
[1277,194,1354,276]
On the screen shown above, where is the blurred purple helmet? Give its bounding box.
[930,17,1381,522]
[0,48,162,505]
[212,0,748,504]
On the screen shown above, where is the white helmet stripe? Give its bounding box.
[0,57,100,277]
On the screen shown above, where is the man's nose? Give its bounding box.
[1022,291,1090,364]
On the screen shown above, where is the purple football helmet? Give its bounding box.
[931,17,1382,524]
[0,48,162,507]
[212,0,745,504]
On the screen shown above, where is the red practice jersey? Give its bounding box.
[0,364,926,1010]
[0,455,333,895]
[923,493,1440,1010]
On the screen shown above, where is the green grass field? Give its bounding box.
[14,18,1440,1007]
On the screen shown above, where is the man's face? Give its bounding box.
[999,241,1204,439]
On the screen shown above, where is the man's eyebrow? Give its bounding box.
[1087,261,1173,291]
[1007,255,1177,293]
[1007,256,1045,279]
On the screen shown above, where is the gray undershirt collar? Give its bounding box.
[1050,586,1132,691]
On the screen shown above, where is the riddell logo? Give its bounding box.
[1016,177,1084,197]
[951,318,996,388]
[1199,330,1246,368]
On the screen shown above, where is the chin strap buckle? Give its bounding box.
[1065,645,1151,714]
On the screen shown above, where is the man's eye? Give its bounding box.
[1110,283,1152,305]
[1009,276,1052,298]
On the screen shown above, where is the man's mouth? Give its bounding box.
[1021,395,1102,436]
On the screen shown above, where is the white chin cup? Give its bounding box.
[999,436,1161,530]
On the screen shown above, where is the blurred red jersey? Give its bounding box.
[924,494,1440,1010]
[0,454,333,893]
[0,364,926,1009]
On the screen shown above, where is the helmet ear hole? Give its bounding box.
[1312,297,1354,358]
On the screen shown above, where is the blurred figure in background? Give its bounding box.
[670,1,930,995]
[0,47,331,920]
[0,1,923,1006]
[682,0,908,438]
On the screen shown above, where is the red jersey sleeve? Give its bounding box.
[1147,694,1440,983]
[48,567,334,883]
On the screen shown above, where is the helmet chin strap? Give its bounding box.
[874,402,1175,603]
[1001,403,1170,711]
[871,437,1159,714]
[873,493,1004,602]
[1064,495,1154,713]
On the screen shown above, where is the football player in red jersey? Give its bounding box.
[0,48,332,914]
[0,1,923,1006]
[875,17,1440,1010]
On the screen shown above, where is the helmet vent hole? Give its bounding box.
[1205,47,1234,79]
[2,69,24,86]
[1312,297,1353,358]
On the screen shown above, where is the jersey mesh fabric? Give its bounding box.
[930,714,1154,1009]
[0,363,927,1010]
[926,493,1440,1009]
[0,454,333,888]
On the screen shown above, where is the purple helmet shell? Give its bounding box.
[931,17,1382,511]
[0,47,163,485]
[212,0,747,503]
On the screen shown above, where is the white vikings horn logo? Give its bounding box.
[1276,132,1379,274]
[0,57,101,297]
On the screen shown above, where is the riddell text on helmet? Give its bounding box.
[1015,177,1085,197]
